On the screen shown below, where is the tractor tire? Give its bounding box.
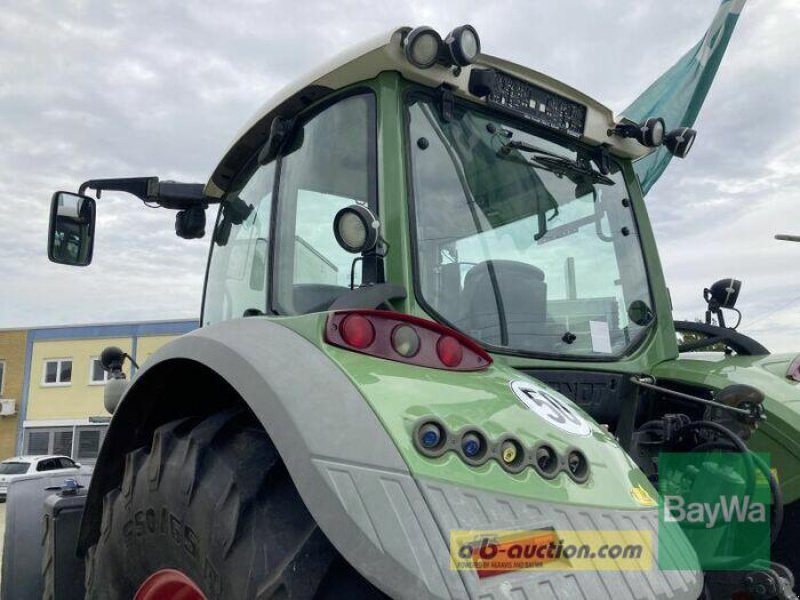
[84,409,385,599]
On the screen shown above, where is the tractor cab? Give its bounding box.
[43,24,799,600]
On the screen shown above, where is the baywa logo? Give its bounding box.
[657,452,772,572]
[663,494,766,529]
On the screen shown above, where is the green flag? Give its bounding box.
[623,0,747,194]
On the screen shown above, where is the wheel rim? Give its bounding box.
[134,569,208,600]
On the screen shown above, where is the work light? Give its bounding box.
[610,117,665,148]
[665,127,697,158]
[403,26,443,69]
[707,278,741,309]
[333,204,379,254]
[444,25,481,66]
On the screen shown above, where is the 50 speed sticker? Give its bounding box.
[510,380,592,437]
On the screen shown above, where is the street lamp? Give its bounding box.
[775,234,800,242]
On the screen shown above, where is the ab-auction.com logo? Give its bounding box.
[449,529,653,576]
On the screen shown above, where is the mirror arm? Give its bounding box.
[78,177,220,210]
[79,177,158,201]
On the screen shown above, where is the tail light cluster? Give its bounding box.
[413,419,590,483]
[325,310,492,371]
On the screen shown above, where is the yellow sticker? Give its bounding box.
[631,485,657,507]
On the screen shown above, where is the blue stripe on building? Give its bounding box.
[15,319,198,454]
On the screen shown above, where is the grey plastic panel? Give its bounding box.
[418,479,704,600]
[2,473,92,600]
[312,459,467,599]
[133,318,467,599]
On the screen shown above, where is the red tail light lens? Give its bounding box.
[436,336,463,368]
[340,314,375,349]
[325,310,491,371]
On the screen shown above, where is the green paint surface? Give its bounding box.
[283,312,655,510]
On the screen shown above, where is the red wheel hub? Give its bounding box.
[134,569,208,600]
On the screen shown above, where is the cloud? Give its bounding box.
[1,0,798,354]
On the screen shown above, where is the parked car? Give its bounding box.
[0,455,82,500]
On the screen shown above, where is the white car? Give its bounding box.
[0,455,82,500]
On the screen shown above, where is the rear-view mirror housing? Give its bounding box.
[48,191,96,266]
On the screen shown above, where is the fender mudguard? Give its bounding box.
[81,318,467,599]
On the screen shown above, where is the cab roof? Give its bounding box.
[205,26,650,199]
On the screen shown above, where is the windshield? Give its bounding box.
[0,462,30,475]
[407,95,654,358]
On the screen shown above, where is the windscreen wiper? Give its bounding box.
[498,140,615,186]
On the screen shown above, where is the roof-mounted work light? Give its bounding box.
[333,204,379,254]
[664,127,697,159]
[403,26,443,69]
[609,117,665,148]
[444,25,481,66]
[704,277,742,329]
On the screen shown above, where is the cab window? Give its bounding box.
[204,161,276,325]
[273,92,377,315]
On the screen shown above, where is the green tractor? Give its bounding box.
[43,24,799,600]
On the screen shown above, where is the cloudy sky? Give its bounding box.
[1,0,798,352]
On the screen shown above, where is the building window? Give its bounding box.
[77,428,103,461]
[26,430,51,455]
[23,425,107,463]
[0,360,5,395]
[53,430,74,456]
[89,358,109,384]
[42,359,72,386]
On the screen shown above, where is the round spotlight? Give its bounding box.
[639,117,665,147]
[610,117,665,148]
[445,24,481,67]
[664,127,697,159]
[566,450,589,482]
[707,278,741,309]
[404,26,443,69]
[533,444,559,478]
[391,324,421,358]
[340,314,375,349]
[461,431,485,460]
[333,204,379,254]
[419,422,444,450]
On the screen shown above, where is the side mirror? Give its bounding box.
[48,191,96,266]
